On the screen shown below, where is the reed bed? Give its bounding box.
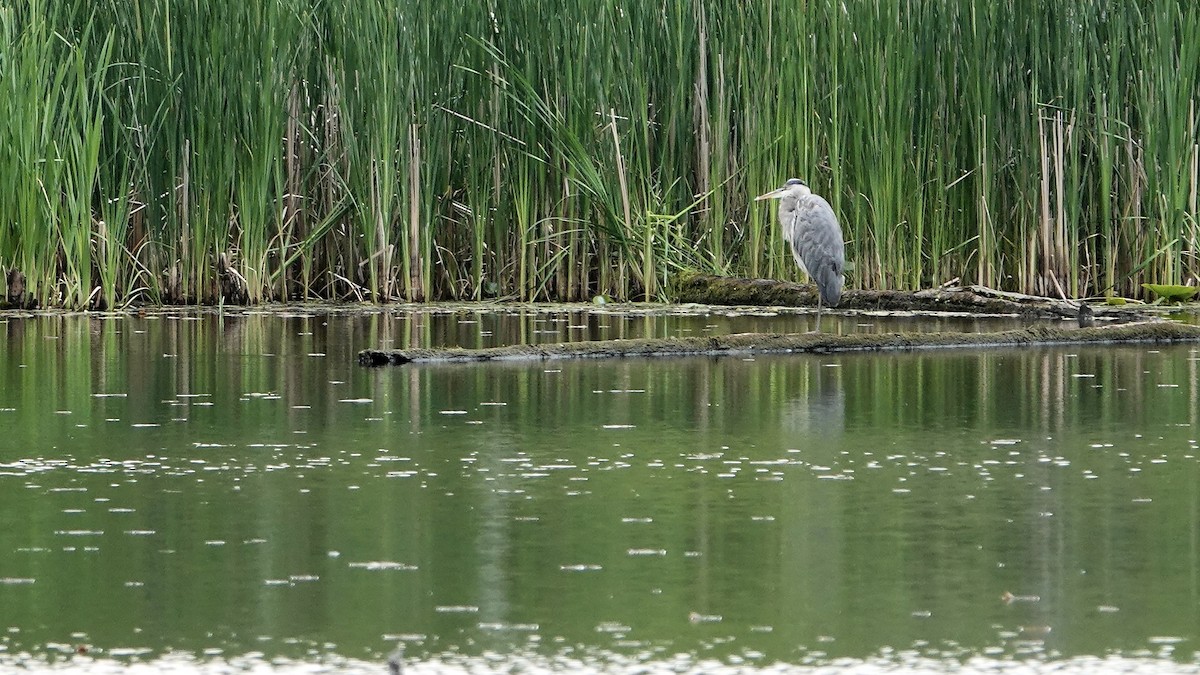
[0,0,1198,308]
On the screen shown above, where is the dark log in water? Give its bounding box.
[358,322,1200,366]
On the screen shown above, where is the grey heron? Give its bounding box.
[755,178,846,318]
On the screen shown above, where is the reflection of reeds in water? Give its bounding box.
[1,1,1199,308]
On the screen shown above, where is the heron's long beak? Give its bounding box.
[754,188,786,201]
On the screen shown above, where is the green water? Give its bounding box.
[1,307,1199,673]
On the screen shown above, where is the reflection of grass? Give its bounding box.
[2,2,1200,307]
[6,312,1200,664]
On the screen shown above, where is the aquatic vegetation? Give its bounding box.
[1141,284,1199,303]
[1,0,1199,308]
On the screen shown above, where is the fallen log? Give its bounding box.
[358,322,1200,366]
[671,273,1097,318]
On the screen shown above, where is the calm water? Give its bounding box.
[1,306,1198,673]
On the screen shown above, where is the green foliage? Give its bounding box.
[0,0,1199,308]
[1141,283,1198,303]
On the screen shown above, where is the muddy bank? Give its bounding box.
[670,273,1158,320]
[358,322,1200,366]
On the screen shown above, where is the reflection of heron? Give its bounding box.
[781,363,845,441]
[755,179,846,321]
[387,647,403,674]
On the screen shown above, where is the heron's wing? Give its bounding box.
[787,195,846,306]
[780,206,810,276]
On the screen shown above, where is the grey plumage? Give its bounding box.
[755,178,845,308]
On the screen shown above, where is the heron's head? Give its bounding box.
[754,178,812,202]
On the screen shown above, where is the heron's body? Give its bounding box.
[755,179,845,308]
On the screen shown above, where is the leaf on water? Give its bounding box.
[1141,284,1197,302]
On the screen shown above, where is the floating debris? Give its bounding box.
[478,622,539,632]
[348,561,418,571]
[627,548,667,556]
[1019,625,1053,638]
[1002,591,1041,604]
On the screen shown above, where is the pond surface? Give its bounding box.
[1,305,1198,673]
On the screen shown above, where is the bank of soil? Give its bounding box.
[671,273,1160,320]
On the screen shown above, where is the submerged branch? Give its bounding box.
[358,322,1200,366]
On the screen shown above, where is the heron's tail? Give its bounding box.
[815,262,844,308]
